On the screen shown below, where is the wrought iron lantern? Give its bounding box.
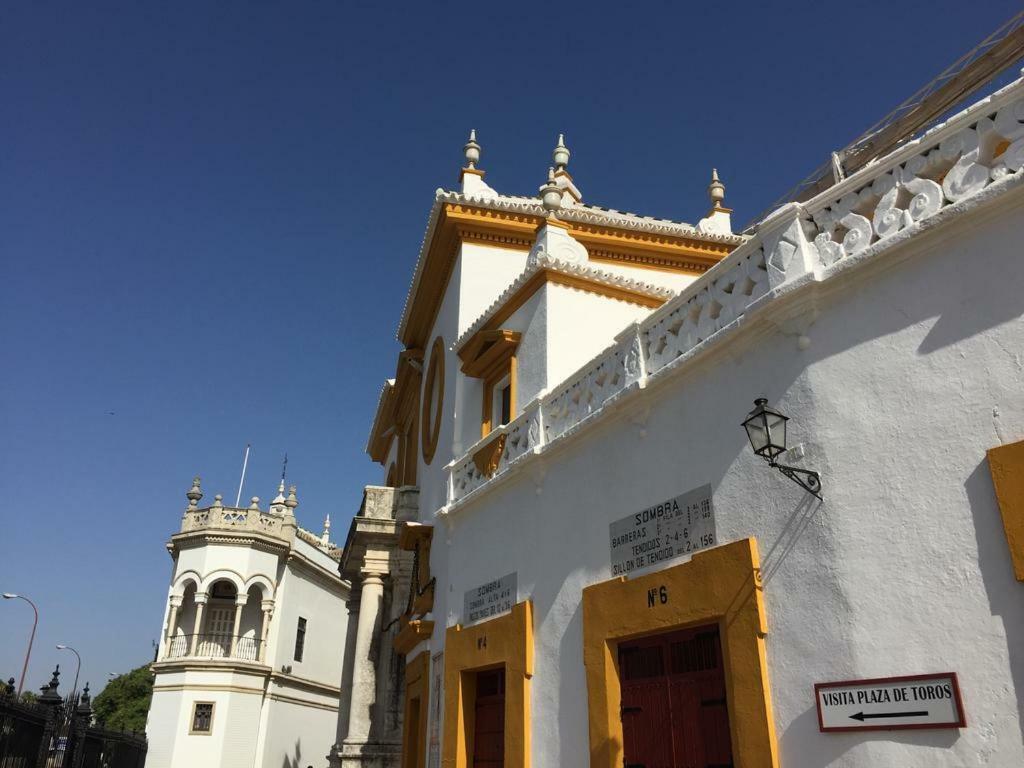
[742,398,822,499]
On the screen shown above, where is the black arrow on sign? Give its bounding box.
[850,710,929,721]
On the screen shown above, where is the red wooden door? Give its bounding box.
[472,668,505,768]
[619,626,733,768]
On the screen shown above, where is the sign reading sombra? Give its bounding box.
[609,484,716,576]
[815,673,966,732]
[463,573,516,625]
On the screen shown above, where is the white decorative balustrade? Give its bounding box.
[180,501,285,537]
[443,76,1024,510]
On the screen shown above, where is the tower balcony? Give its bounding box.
[165,633,265,662]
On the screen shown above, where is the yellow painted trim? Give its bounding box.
[582,538,778,768]
[401,651,431,768]
[443,601,533,768]
[987,438,1024,581]
[421,336,446,466]
[400,203,735,350]
[395,619,436,655]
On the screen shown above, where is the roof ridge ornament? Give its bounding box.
[460,129,497,198]
[551,133,582,203]
[697,167,734,236]
[186,477,203,510]
[553,133,570,171]
[708,168,727,209]
[540,167,563,216]
[464,129,481,170]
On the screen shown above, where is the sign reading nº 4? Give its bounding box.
[815,673,966,732]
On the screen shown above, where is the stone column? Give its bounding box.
[163,597,182,658]
[229,597,246,657]
[259,601,274,662]
[190,594,207,656]
[344,571,386,744]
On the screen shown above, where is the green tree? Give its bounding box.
[92,664,153,733]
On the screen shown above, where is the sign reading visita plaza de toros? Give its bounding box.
[609,485,716,576]
[815,673,966,732]
[463,573,517,625]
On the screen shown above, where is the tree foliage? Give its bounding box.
[92,664,153,733]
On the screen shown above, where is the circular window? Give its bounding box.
[421,336,445,465]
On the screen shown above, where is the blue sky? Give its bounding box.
[2,1,1020,696]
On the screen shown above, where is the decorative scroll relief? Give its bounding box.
[526,223,588,268]
[812,95,1024,267]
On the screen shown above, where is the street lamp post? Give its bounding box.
[2,593,38,696]
[56,645,82,702]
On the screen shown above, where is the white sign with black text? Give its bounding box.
[463,573,516,625]
[815,673,966,732]
[609,484,716,577]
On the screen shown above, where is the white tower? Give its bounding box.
[146,477,351,768]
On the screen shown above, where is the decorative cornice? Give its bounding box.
[396,190,744,346]
[268,671,342,697]
[151,659,272,676]
[169,531,289,557]
[455,255,674,353]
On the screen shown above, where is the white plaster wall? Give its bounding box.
[543,283,654,398]
[416,242,531,519]
[587,260,698,293]
[144,688,182,768]
[294,535,341,575]
[172,542,281,597]
[257,696,339,768]
[145,670,265,768]
[427,196,1024,766]
[498,289,547,411]
[269,566,347,687]
[455,241,530,337]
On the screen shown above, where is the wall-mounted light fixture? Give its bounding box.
[742,398,822,500]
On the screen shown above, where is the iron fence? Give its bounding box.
[0,669,146,768]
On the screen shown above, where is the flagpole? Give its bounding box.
[235,444,251,507]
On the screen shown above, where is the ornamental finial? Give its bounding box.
[285,484,298,510]
[708,168,726,208]
[321,514,331,544]
[540,167,562,214]
[464,129,481,169]
[186,477,203,508]
[553,133,570,171]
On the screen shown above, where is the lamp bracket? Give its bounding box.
[769,460,823,500]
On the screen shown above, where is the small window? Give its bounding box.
[500,383,512,426]
[294,617,307,662]
[190,702,214,734]
[491,375,511,429]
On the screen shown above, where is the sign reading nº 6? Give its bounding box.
[815,673,966,732]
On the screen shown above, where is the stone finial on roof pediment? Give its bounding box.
[460,129,498,200]
[697,168,733,236]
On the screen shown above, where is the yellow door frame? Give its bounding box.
[442,600,533,768]
[582,537,778,768]
[988,438,1024,580]
[401,651,430,768]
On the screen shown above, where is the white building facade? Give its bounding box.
[360,75,1024,768]
[146,479,349,768]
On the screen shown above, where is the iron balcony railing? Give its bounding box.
[164,634,264,662]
